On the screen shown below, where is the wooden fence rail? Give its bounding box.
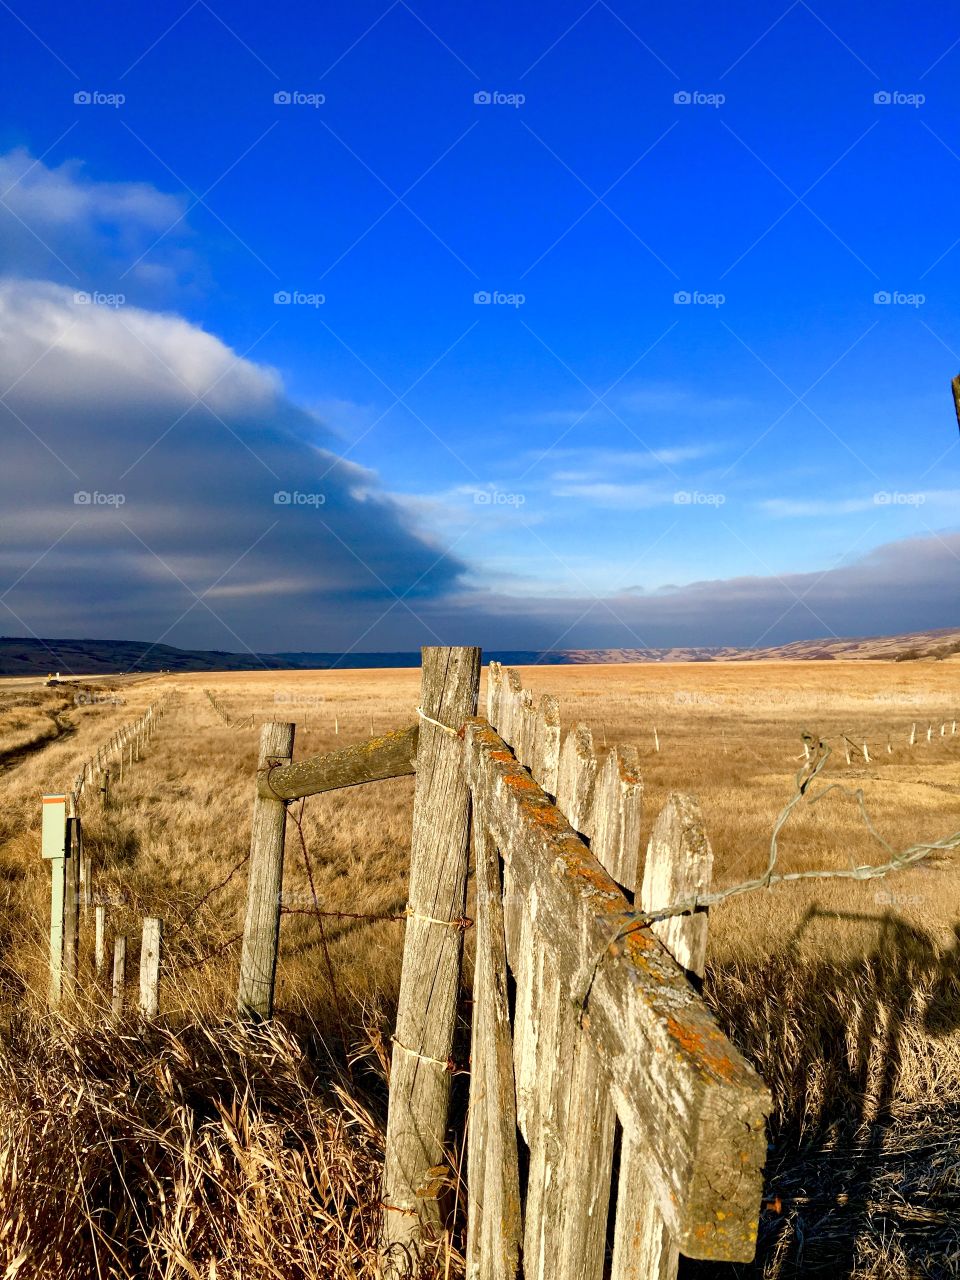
[461,662,771,1278]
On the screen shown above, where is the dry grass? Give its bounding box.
[0,1004,426,1279]
[0,689,68,764]
[0,660,959,1276]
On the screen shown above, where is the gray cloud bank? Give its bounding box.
[0,280,955,655]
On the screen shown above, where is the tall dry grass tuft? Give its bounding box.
[0,999,462,1278]
[701,918,960,1278]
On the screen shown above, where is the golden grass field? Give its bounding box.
[0,658,958,1278]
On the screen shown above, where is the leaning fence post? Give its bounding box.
[139,917,162,1018]
[237,721,296,1019]
[381,646,481,1269]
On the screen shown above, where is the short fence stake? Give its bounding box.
[95,904,107,975]
[139,918,162,1018]
[237,721,296,1019]
[80,854,92,912]
[112,937,126,1017]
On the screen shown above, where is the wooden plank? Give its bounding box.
[499,669,524,752]
[532,694,561,798]
[465,801,521,1280]
[237,721,296,1019]
[611,1133,679,1280]
[555,1019,617,1280]
[556,723,598,839]
[592,745,644,894]
[466,856,490,1279]
[521,953,568,1280]
[139,917,162,1018]
[48,855,67,1010]
[80,853,92,912]
[641,793,713,976]
[506,901,538,1135]
[257,724,418,801]
[465,720,770,1262]
[486,661,503,732]
[611,792,715,1279]
[519,691,537,771]
[382,647,481,1267]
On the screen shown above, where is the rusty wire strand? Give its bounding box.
[573,739,960,1009]
[166,848,251,941]
[286,797,353,1074]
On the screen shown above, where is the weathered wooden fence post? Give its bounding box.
[95,904,107,975]
[381,646,481,1269]
[80,852,92,913]
[112,937,126,1017]
[237,721,296,1019]
[62,807,81,992]
[139,918,162,1018]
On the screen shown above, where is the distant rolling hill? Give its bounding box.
[1,627,959,677]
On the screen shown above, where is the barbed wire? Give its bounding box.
[165,847,252,941]
[574,738,960,1007]
[176,930,245,971]
[286,797,352,1070]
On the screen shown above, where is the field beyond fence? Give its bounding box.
[0,654,958,1277]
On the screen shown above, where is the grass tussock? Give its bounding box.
[0,1003,459,1279]
[701,918,960,1278]
[0,692,66,763]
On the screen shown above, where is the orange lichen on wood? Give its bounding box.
[666,1016,738,1082]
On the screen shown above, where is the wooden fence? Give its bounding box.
[464,664,770,1278]
[41,655,772,1276]
[227,649,770,1278]
[44,699,165,1012]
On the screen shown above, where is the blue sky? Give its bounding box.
[0,1,958,654]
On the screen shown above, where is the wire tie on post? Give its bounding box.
[381,1200,419,1217]
[416,706,463,738]
[404,905,473,931]
[391,1035,456,1073]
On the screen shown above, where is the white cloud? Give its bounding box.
[758,497,877,517]
[759,491,960,518]
[0,148,183,231]
[550,481,673,506]
[0,148,194,296]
